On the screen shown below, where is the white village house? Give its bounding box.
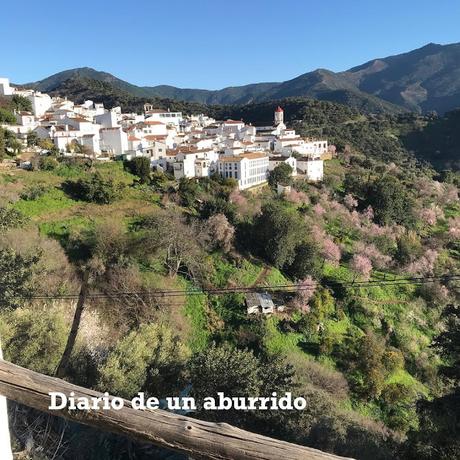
[217,152,269,190]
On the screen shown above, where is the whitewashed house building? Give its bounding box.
[100,127,128,156]
[217,152,269,190]
[27,92,53,117]
[0,77,13,96]
[297,157,324,181]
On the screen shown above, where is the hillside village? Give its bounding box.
[0,77,332,189]
[1,70,459,460]
[3,0,460,455]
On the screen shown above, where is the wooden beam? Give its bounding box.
[0,359,352,460]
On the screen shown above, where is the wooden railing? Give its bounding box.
[0,359,353,460]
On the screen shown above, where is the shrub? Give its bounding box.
[39,156,59,171]
[268,163,293,188]
[0,207,26,232]
[395,231,423,265]
[200,196,237,221]
[98,323,189,399]
[20,184,49,201]
[287,239,322,280]
[0,108,15,124]
[178,177,200,207]
[63,172,124,204]
[364,176,415,227]
[0,248,40,310]
[1,307,67,375]
[124,157,151,184]
[295,359,349,400]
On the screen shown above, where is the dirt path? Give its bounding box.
[251,267,270,287]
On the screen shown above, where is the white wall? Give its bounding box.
[27,92,52,117]
[100,128,128,156]
[146,111,182,126]
[0,78,13,96]
[95,111,119,128]
[218,156,269,190]
[82,135,101,155]
[142,120,168,136]
[297,159,324,181]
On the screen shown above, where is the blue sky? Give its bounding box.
[1,0,459,89]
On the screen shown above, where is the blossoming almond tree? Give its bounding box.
[350,254,373,281]
[321,238,341,266]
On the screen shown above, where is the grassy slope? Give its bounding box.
[0,160,452,433]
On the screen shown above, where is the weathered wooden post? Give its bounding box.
[0,342,13,460]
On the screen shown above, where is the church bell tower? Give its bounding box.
[274,106,284,126]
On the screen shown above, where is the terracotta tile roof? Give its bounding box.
[242,152,269,160]
[219,152,268,162]
[224,119,244,125]
[144,135,167,141]
[70,116,91,123]
[219,156,243,163]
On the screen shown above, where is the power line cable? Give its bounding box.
[27,274,459,300]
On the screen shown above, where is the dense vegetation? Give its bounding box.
[222,98,460,170]
[0,128,458,459]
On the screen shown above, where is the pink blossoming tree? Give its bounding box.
[350,254,373,281]
[321,238,341,266]
[291,276,317,312]
[344,193,358,210]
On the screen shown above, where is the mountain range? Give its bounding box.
[24,42,460,114]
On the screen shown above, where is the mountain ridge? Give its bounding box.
[22,41,460,114]
[23,67,403,114]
